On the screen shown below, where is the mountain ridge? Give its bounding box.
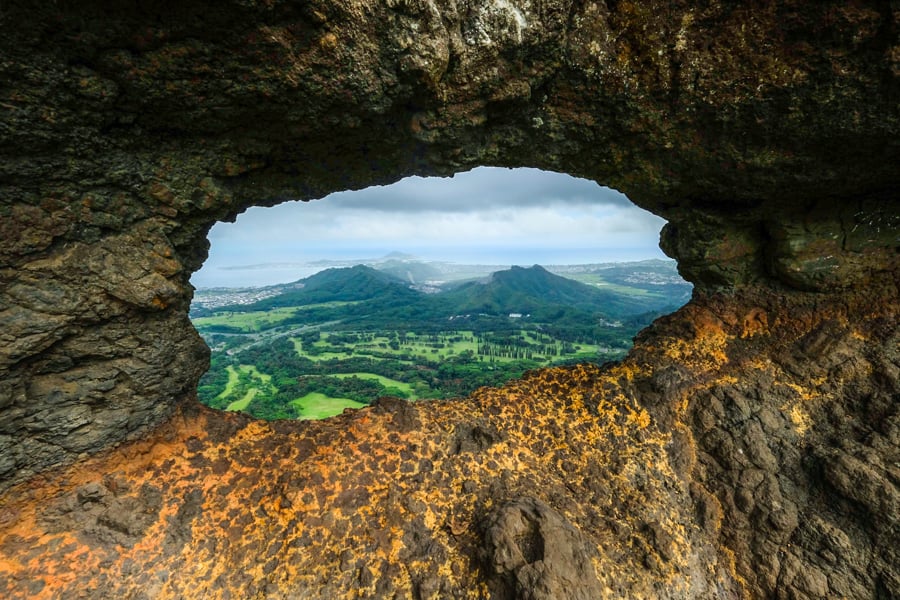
[435,264,649,318]
[243,264,418,310]
[224,263,687,323]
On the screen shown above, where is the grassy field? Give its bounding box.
[218,365,275,411]
[204,327,621,420]
[217,365,242,400]
[332,373,417,399]
[243,364,272,383]
[390,333,479,361]
[291,330,591,365]
[292,392,367,420]
[289,337,360,362]
[193,301,359,332]
[226,388,258,411]
[563,273,657,297]
[202,326,627,420]
[207,362,371,419]
[193,306,298,332]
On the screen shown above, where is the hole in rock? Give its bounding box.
[189,167,691,420]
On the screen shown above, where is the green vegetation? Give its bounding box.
[192,261,690,420]
[216,365,241,400]
[193,306,301,332]
[226,388,258,412]
[332,373,416,399]
[204,364,277,413]
[193,302,360,333]
[292,393,367,420]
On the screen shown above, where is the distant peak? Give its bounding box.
[497,264,548,276]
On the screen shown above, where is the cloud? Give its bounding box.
[307,167,632,213]
[204,167,665,263]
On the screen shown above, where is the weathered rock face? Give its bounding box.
[0,288,895,599]
[0,1,897,598]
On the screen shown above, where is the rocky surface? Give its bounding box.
[0,287,896,599]
[0,1,897,598]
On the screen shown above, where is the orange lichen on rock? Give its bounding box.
[0,356,733,599]
[740,308,768,338]
[0,286,896,598]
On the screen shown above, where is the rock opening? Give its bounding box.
[189,168,689,420]
[0,2,897,598]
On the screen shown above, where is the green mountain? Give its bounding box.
[225,263,686,333]
[439,265,652,318]
[245,265,419,310]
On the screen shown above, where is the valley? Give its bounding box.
[191,258,691,419]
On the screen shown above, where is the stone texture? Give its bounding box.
[0,1,897,598]
[0,357,733,599]
[483,498,605,600]
[0,287,894,599]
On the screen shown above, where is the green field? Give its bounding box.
[193,306,299,332]
[216,365,275,412]
[198,326,630,420]
[217,364,242,400]
[193,301,359,332]
[226,388,258,411]
[292,392,367,420]
[292,330,602,365]
[333,373,416,399]
[563,273,657,297]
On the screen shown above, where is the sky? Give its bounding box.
[192,167,669,288]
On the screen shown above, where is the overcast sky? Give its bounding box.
[192,167,668,287]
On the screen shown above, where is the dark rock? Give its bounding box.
[483,498,603,600]
[371,395,420,432]
[77,481,109,505]
[452,420,503,455]
[164,488,203,550]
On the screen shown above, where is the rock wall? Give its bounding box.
[0,1,897,598]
